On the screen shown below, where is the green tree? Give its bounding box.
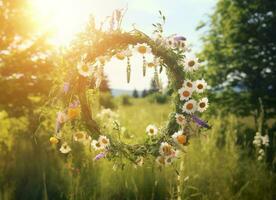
[141,89,148,97]
[0,0,55,117]
[132,89,139,98]
[200,0,276,118]
[148,78,159,94]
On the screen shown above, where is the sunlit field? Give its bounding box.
[0,0,276,200]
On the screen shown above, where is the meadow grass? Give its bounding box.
[0,98,275,200]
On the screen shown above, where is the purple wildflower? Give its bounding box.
[191,115,211,129]
[94,152,106,161]
[55,111,67,133]
[174,36,186,41]
[63,82,70,94]
[69,100,80,108]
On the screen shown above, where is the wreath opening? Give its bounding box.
[49,12,210,167]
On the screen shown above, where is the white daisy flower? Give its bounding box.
[146,124,158,136]
[135,43,151,54]
[182,80,195,91]
[73,131,87,143]
[172,131,187,145]
[91,140,104,150]
[115,51,126,60]
[178,87,193,101]
[60,142,71,154]
[259,149,265,156]
[197,97,209,113]
[175,113,186,126]
[257,155,263,161]
[77,62,93,77]
[115,49,132,60]
[159,142,174,157]
[98,135,110,148]
[261,135,269,146]
[182,99,197,114]
[195,79,207,93]
[184,57,200,72]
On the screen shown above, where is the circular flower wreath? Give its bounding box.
[49,16,210,167]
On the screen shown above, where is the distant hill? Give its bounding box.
[111,89,143,97]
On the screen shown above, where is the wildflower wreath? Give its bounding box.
[50,12,210,166]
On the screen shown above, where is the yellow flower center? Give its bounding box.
[162,145,172,156]
[147,62,155,68]
[199,102,206,108]
[197,84,203,89]
[82,65,89,72]
[116,53,125,60]
[102,138,108,144]
[186,103,194,110]
[75,132,84,139]
[149,128,154,133]
[182,90,190,97]
[177,116,184,122]
[96,142,101,147]
[188,60,195,67]
[67,108,80,120]
[138,46,147,54]
[187,82,193,88]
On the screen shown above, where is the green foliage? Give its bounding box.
[132,89,139,98]
[99,92,116,109]
[120,95,132,106]
[0,98,275,199]
[141,89,148,98]
[0,0,55,117]
[200,0,276,117]
[148,92,168,104]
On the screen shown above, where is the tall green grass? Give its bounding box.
[0,98,275,200]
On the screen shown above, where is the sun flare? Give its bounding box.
[31,0,100,46]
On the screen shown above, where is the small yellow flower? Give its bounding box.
[67,107,80,120]
[49,136,59,145]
